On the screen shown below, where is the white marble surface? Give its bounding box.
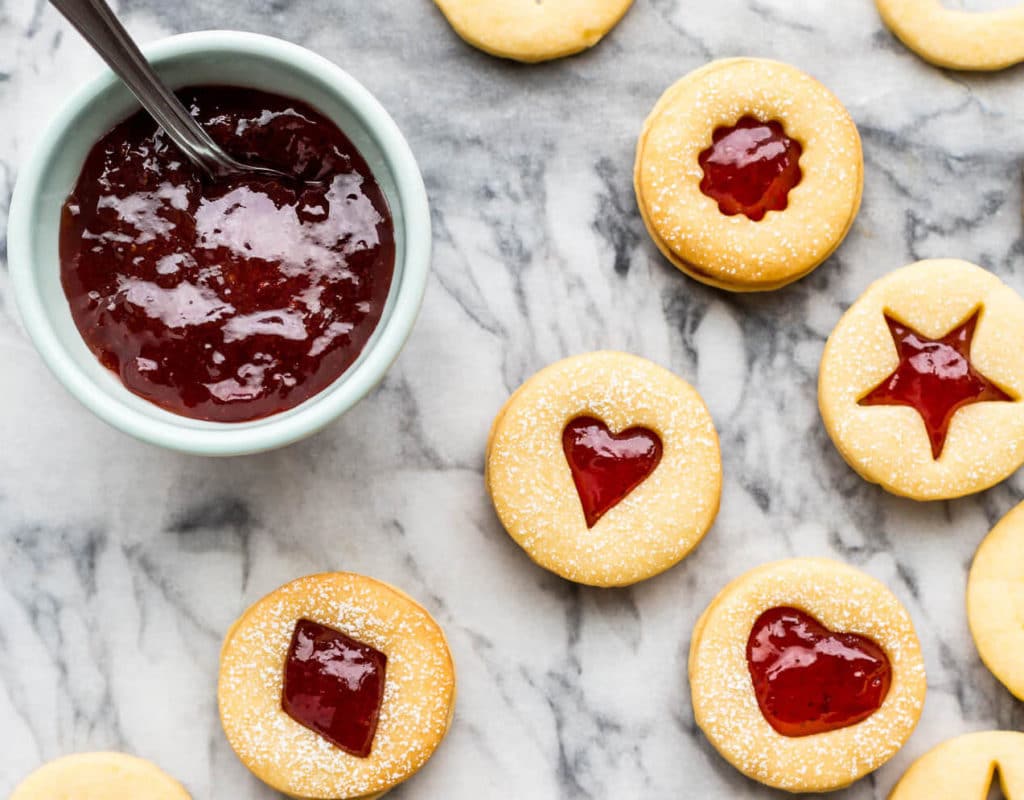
[2,1,1024,798]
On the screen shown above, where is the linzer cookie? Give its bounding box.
[634,58,863,291]
[876,0,1024,71]
[432,0,634,63]
[10,753,191,800]
[819,259,1024,500]
[968,501,1024,701]
[889,731,1024,799]
[218,573,456,799]
[689,558,926,793]
[486,351,721,587]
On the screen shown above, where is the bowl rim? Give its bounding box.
[8,30,430,456]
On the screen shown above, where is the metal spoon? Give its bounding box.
[49,0,291,182]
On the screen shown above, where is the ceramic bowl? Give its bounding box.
[9,31,430,456]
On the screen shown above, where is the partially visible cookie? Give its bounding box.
[10,753,190,800]
[875,0,1024,71]
[968,501,1024,701]
[486,351,721,587]
[432,0,634,63]
[689,558,926,793]
[635,58,863,292]
[889,731,1024,799]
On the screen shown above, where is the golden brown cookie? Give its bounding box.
[486,351,721,587]
[819,259,1024,500]
[875,0,1024,71]
[888,731,1024,799]
[9,753,190,800]
[634,58,863,292]
[218,573,456,800]
[968,501,1024,701]
[432,0,634,63]
[689,558,926,794]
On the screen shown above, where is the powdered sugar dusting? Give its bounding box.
[820,259,1024,500]
[218,573,456,799]
[635,58,862,289]
[486,351,721,587]
[689,558,927,793]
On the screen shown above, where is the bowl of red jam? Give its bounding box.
[9,31,429,455]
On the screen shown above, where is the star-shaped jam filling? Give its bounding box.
[858,310,1014,459]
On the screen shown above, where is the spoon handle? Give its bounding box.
[49,0,233,177]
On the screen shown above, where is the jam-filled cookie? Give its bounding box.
[968,501,1024,701]
[634,58,863,292]
[10,753,190,800]
[432,0,634,63]
[486,351,721,587]
[876,0,1024,72]
[889,731,1024,799]
[819,259,1024,501]
[689,558,926,794]
[218,573,456,799]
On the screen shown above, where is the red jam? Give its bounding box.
[282,619,387,758]
[60,86,395,422]
[746,607,892,737]
[562,417,662,528]
[859,312,1013,459]
[698,116,803,221]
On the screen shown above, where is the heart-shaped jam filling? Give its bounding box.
[859,311,1013,459]
[282,618,387,757]
[698,116,803,222]
[562,417,663,528]
[746,607,892,737]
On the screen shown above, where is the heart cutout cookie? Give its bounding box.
[562,417,663,528]
[746,607,892,737]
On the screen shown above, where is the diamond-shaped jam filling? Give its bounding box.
[282,618,387,758]
[698,116,803,222]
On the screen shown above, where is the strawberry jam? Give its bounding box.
[60,86,395,422]
[282,619,387,758]
[562,417,662,528]
[698,116,802,221]
[859,312,1013,459]
[746,607,892,737]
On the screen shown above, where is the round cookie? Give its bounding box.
[10,753,190,800]
[432,0,634,63]
[689,558,926,794]
[218,573,456,800]
[968,501,1024,701]
[876,0,1024,72]
[634,58,863,292]
[889,731,1024,799]
[819,259,1024,501]
[486,351,721,588]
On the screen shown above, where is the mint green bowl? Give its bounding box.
[9,31,430,456]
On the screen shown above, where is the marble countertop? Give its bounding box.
[2,1,1023,798]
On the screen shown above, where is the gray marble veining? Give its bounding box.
[2,0,1023,798]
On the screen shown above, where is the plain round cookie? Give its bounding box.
[819,259,1024,500]
[432,0,634,63]
[889,731,1024,799]
[634,58,863,292]
[689,558,926,794]
[10,753,190,800]
[218,573,456,800]
[876,0,1024,71]
[968,501,1024,701]
[486,351,721,587]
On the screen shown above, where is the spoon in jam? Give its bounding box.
[49,0,293,182]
